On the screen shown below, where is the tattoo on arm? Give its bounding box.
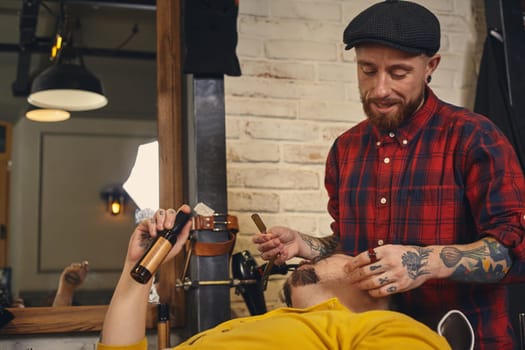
[440,237,511,282]
[402,247,432,280]
[299,234,339,259]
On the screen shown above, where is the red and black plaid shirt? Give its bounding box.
[325,88,525,349]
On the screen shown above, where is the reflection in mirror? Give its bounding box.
[51,260,89,307]
[0,1,157,308]
[10,118,156,307]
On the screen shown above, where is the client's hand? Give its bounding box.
[52,261,89,307]
[100,204,193,346]
[125,205,193,265]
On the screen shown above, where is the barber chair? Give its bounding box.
[231,250,292,315]
[437,309,474,350]
[232,251,267,315]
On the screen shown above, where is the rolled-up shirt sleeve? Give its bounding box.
[465,123,525,262]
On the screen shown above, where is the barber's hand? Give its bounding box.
[126,205,192,264]
[345,244,436,297]
[252,226,301,265]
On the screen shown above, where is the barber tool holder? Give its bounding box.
[178,214,270,316]
[184,213,235,332]
[177,213,246,287]
[180,213,238,278]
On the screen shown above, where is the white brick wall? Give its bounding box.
[226,0,486,317]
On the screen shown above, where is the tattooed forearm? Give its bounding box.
[299,234,339,259]
[402,247,432,280]
[441,237,511,282]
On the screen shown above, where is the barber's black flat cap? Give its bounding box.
[343,0,440,56]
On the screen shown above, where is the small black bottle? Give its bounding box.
[131,210,192,284]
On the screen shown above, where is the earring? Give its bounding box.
[426,75,432,83]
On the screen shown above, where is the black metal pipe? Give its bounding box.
[185,77,231,334]
[0,43,155,60]
[48,0,156,11]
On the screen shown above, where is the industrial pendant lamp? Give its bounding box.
[27,4,108,113]
[27,60,108,112]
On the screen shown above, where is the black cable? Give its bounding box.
[115,23,139,50]
[39,1,57,17]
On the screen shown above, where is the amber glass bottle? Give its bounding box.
[157,303,170,350]
[131,211,192,284]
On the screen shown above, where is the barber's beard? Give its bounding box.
[361,90,424,133]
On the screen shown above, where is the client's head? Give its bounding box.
[282,254,390,312]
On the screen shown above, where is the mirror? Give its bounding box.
[0,0,157,306]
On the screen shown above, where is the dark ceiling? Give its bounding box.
[0,0,158,123]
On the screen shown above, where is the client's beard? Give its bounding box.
[361,90,424,132]
[290,267,319,287]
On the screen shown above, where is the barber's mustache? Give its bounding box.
[364,97,402,105]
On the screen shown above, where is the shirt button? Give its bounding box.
[384,157,390,164]
[389,132,395,138]
[402,139,408,145]
[376,141,381,147]
[378,239,384,246]
[380,197,387,204]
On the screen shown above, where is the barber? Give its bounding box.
[253,1,525,349]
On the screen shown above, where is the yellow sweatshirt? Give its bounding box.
[97,298,451,350]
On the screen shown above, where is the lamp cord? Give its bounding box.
[115,23,140,51]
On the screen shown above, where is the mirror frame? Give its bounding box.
[0,305,159,334]
[0,0,183,336]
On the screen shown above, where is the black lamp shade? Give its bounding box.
[27,63,108,111]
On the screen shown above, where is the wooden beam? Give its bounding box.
[0,122,12,268]
[156,0,186,327]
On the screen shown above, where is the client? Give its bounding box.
[97,205,451,350]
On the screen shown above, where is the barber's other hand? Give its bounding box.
[345,244,436,297]
[126,205,192,265]
[252,226,301,265]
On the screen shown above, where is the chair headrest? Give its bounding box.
[437,309,474,350]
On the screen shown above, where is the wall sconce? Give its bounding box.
[101,186,127,216]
